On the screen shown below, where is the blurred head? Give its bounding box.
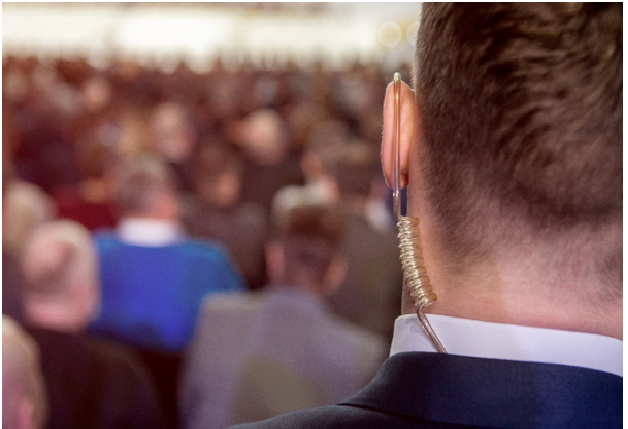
[75,139,118,183]
[3,316,48,429]
[267,193,345,296]
[327,141,380,200]
[114,154,179,220]
[151,102,197,163]
[22,220,100,332]
[3,181,56,254]
[192,137,244,208]
[240,109,289,166]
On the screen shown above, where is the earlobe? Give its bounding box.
[381,79,419,190]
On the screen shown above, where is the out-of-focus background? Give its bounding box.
[3,3,421,429]
[3,3,420,68]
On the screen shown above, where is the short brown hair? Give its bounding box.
[273,204,343,284]
[415,3,622,262]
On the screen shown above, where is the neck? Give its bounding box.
[25,300,89,333]
[402,210,623,340]
[405,241,623,341]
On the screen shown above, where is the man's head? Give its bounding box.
[327,141,380,201]
[114,154,179,220]
[239,109,290,166]
[417,2,621,249]
[192,138,245,208]
[267,197,345,296]
[3,316,48,429]
[21,220,100,332]
[382,3,622,336]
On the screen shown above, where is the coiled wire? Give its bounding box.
[393,72,447,353]
[397,217,447,353]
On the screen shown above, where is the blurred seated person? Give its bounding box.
[21,220,166,429]
[3,315,48,429]
[89,153,246,351]
[3,161,56,324]
[89,154,246,428]
[237,109,305,215]
[54,138,119,231]
[325,142,402,341]
[2,158,27,323]
[183,137,267,289]
[298,119,351,204]
[151,102,198,194]
[179,191,388,429]
[3,175,56,255]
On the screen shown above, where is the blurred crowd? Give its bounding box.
[3,55,411,429]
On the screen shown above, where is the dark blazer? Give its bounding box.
[229,351,622,429]
[27,328,168,429]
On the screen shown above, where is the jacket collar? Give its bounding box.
[341,352,622,428]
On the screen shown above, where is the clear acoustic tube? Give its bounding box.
[392,72,447,353]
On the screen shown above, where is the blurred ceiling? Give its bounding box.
[2,2,422,70]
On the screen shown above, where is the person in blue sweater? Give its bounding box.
[89,154,246,353]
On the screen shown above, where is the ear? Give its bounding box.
[381,79,419,190]
[264,241,285,283]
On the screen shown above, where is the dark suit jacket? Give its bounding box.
[229,351,622,428]
[27,328,167,429]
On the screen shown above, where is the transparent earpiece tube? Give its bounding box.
[393,72,446,353]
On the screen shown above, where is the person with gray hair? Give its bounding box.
[22,220,99,332]
[230,3,621,428]
[3,315,48,429]
[21,219,166,429]
[89,153,246,352]
[89,154,246,428]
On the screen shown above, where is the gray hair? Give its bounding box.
[22,220,98,300]
[114,154,176,215]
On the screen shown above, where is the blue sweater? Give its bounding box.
[90,233,246,351]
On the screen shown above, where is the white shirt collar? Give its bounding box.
[118,219,184,247]
[390,313,622,377]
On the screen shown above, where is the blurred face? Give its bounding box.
[214,170,241,208]
[198,170,241,208]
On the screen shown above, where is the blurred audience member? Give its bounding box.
[3,157,27,323]
[237,109,305,214]
[3,315,48,429]
[180,192,388,429]
[88,154,246,428]
[3,246,27,324]
[3,178,56,256]
[151,102,198,194]
[184,137,268,289]
[89,154,246,351]
[21,220,166,429]
[54,138,119,231]
[325,142,402,341]
[298,120,350,203]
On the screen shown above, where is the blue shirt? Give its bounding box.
[90,231,246,351]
